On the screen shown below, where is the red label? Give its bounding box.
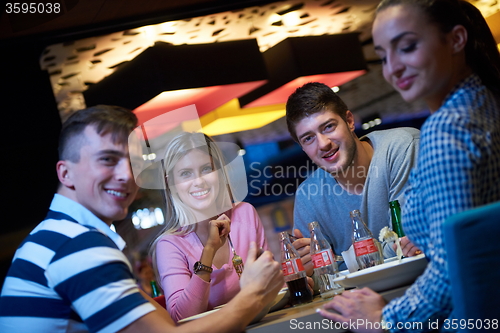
[311,249,334,268]
[354,239,378,256]
[281,258,305,276]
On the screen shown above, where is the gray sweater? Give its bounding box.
[293,127,420,270]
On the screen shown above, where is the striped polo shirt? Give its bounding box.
[0,194,155,333]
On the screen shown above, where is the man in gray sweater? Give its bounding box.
[286,82,421,273]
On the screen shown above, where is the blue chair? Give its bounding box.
[443,201,500,331]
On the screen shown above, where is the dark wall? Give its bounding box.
[0,37,61,289]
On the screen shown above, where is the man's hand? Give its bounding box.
[240,242,284,307]
[306,276,314,295]
[292,229,314,276]
[393,236,422,256]
[317,288,386,333]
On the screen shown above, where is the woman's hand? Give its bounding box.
[205,214,230,252]
[393,236,422,256]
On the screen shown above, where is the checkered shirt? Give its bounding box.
[382,74,500,332]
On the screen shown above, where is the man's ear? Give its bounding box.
[345,110,355,132]
[56,160,75,189]
[450,24,468,54]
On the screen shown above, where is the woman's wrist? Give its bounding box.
[195,246,216,282]
[201,245,216,263]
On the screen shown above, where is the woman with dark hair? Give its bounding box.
[317,0,500,331]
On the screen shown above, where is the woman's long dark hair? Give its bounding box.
[376,0,500,94]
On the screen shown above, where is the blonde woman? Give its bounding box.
[151,132,268,322]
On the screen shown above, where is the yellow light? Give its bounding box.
[282,12,301,26]
[160,21,177,34]
[268,13,281,23]
[182,99,286,136]
[142,25,157,46]
[202,111,285,136]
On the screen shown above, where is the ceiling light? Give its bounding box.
[361,113,383,130]
[282,12,301,26]
[268,13,281,24]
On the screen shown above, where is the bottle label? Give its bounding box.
[354,239,378,256]
[311,249,334,268]
[281,258,305,276]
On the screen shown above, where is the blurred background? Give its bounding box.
[1,0,499,287]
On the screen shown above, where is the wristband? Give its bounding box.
[194,261,213,274]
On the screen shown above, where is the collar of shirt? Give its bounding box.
[442,73,481,107]
[49,193,126,250]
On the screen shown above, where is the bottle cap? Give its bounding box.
[350,209,361,218]
[308,221,319,230]
[389,200,400,208]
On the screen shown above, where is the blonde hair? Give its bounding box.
[149,132,232,282]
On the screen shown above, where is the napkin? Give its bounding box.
[341,245,359,273]
[393,239,402,263]
[379,227,403,263]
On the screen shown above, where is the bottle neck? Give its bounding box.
[352,216,374,239]
[390,205,404,237]
[280,234,298,261]
[150,280,162,297]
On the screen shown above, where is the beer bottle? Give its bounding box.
[279,231,313,306]
[308,221,344,298]
[350,210,383,270]
[150,280,162,297]
[389,200,405,237]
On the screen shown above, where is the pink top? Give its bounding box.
[156,202,268,322]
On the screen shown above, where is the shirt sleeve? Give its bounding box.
[155,237,210,322]
[48,231,154,333]
[382,110,483,332]
[387,129,420,206]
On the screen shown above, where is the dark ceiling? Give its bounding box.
[1,0,277,43]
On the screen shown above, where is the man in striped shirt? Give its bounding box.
[0,105,284,333]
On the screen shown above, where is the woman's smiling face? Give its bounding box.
[172,148,220,218]
[372,4,461,111]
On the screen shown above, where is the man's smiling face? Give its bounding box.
[295,109,357,175]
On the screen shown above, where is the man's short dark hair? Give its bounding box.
[58,105,138,162]
[286,82,349,142]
